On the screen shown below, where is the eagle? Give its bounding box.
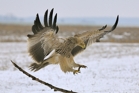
[28,8,119,74]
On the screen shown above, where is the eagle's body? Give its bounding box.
[28,29,86,73]
[28,9,119,74]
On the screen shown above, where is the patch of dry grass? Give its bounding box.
[0,23,138,43]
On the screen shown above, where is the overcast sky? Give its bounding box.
[0,0,138,18]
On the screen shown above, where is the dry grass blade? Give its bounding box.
[11,60,77,93]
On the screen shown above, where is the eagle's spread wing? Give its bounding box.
[27,9,60,62]
[27,8,59,37]
[71,15,119,56]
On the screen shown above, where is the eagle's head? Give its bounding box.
[76,37,85,49]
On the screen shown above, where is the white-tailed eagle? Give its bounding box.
[27,8,119,74]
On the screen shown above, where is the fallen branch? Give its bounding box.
[11,60,77,93]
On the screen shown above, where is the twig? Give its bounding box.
[11,60,77,93]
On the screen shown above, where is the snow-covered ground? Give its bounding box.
[0,42,139,93]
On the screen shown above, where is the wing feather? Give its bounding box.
[44,9,48,27]
[27,9,60,62]
[53,13,57,30]
[71,15,119,56]
[28,42,44,62]
[28,30,61,62]
[49,8,53,27]
[27,8,59,37]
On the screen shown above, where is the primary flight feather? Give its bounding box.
[27,8,119,74]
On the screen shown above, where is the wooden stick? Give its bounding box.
[11,60,77,93]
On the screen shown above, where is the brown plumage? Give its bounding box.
[28,8,119,74]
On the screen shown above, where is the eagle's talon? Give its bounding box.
[73,70,80,75]
[79,65,87,68]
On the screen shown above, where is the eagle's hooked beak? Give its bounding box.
[80,42,86,49]
[76,37,86,49]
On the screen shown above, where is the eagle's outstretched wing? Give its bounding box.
[27,8,59,38]
[27,9,60,62]
[71,15,119,56]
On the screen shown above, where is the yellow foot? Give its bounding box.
[73,70,80,75]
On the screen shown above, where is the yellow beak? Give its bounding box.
[80,43,86,49]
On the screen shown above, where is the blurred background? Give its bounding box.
[0,1,139,93]
[0,0,139,43]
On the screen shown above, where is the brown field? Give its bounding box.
[0,23,139,43]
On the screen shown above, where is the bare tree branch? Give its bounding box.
[11,60,77,93]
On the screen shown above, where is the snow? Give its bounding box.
[0,42,139,93]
